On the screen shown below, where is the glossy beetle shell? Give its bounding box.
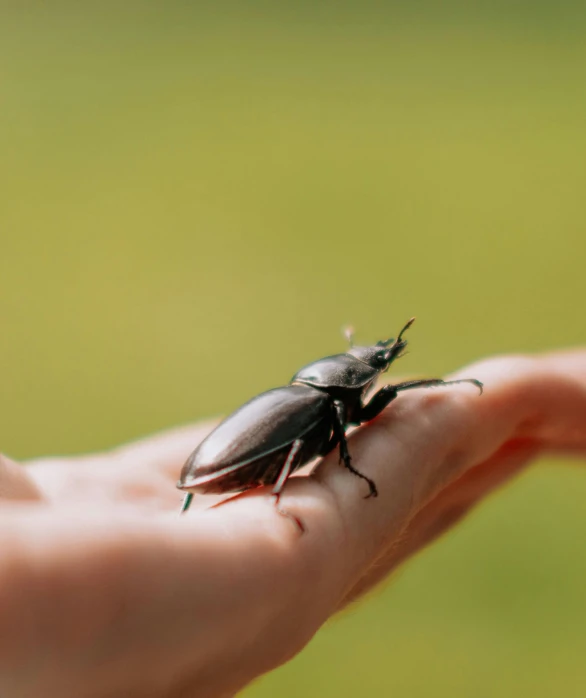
[291,353,378,390]
[178,384,333,495]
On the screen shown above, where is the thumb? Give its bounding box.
[0,453,43,503]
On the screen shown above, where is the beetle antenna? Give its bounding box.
[396,317,416,343]
[180,492,193,515]
[343,325,355,348]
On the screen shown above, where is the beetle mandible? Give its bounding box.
[177,318,483,527]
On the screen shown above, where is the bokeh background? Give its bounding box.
[2,2,586,696]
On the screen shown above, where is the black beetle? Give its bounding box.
[177,318,482,525]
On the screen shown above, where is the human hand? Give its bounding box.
[1,351,585,698]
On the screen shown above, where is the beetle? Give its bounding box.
[177,318,482,526]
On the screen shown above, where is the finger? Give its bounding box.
[523,352,586,449]
[340,438,538,605]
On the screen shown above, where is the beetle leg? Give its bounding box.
[355,378,484,423]
[333,400,378,498]
[180,492,194,515]
[272,439,305,533]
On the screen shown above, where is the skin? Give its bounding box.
[1,351,586,698]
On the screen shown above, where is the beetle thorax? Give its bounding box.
[291,353,380,394]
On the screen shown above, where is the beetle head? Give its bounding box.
[347,317,415,371]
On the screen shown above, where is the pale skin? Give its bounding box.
[1,352,586,698]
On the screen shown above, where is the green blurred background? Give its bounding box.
[2,2,586,695]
